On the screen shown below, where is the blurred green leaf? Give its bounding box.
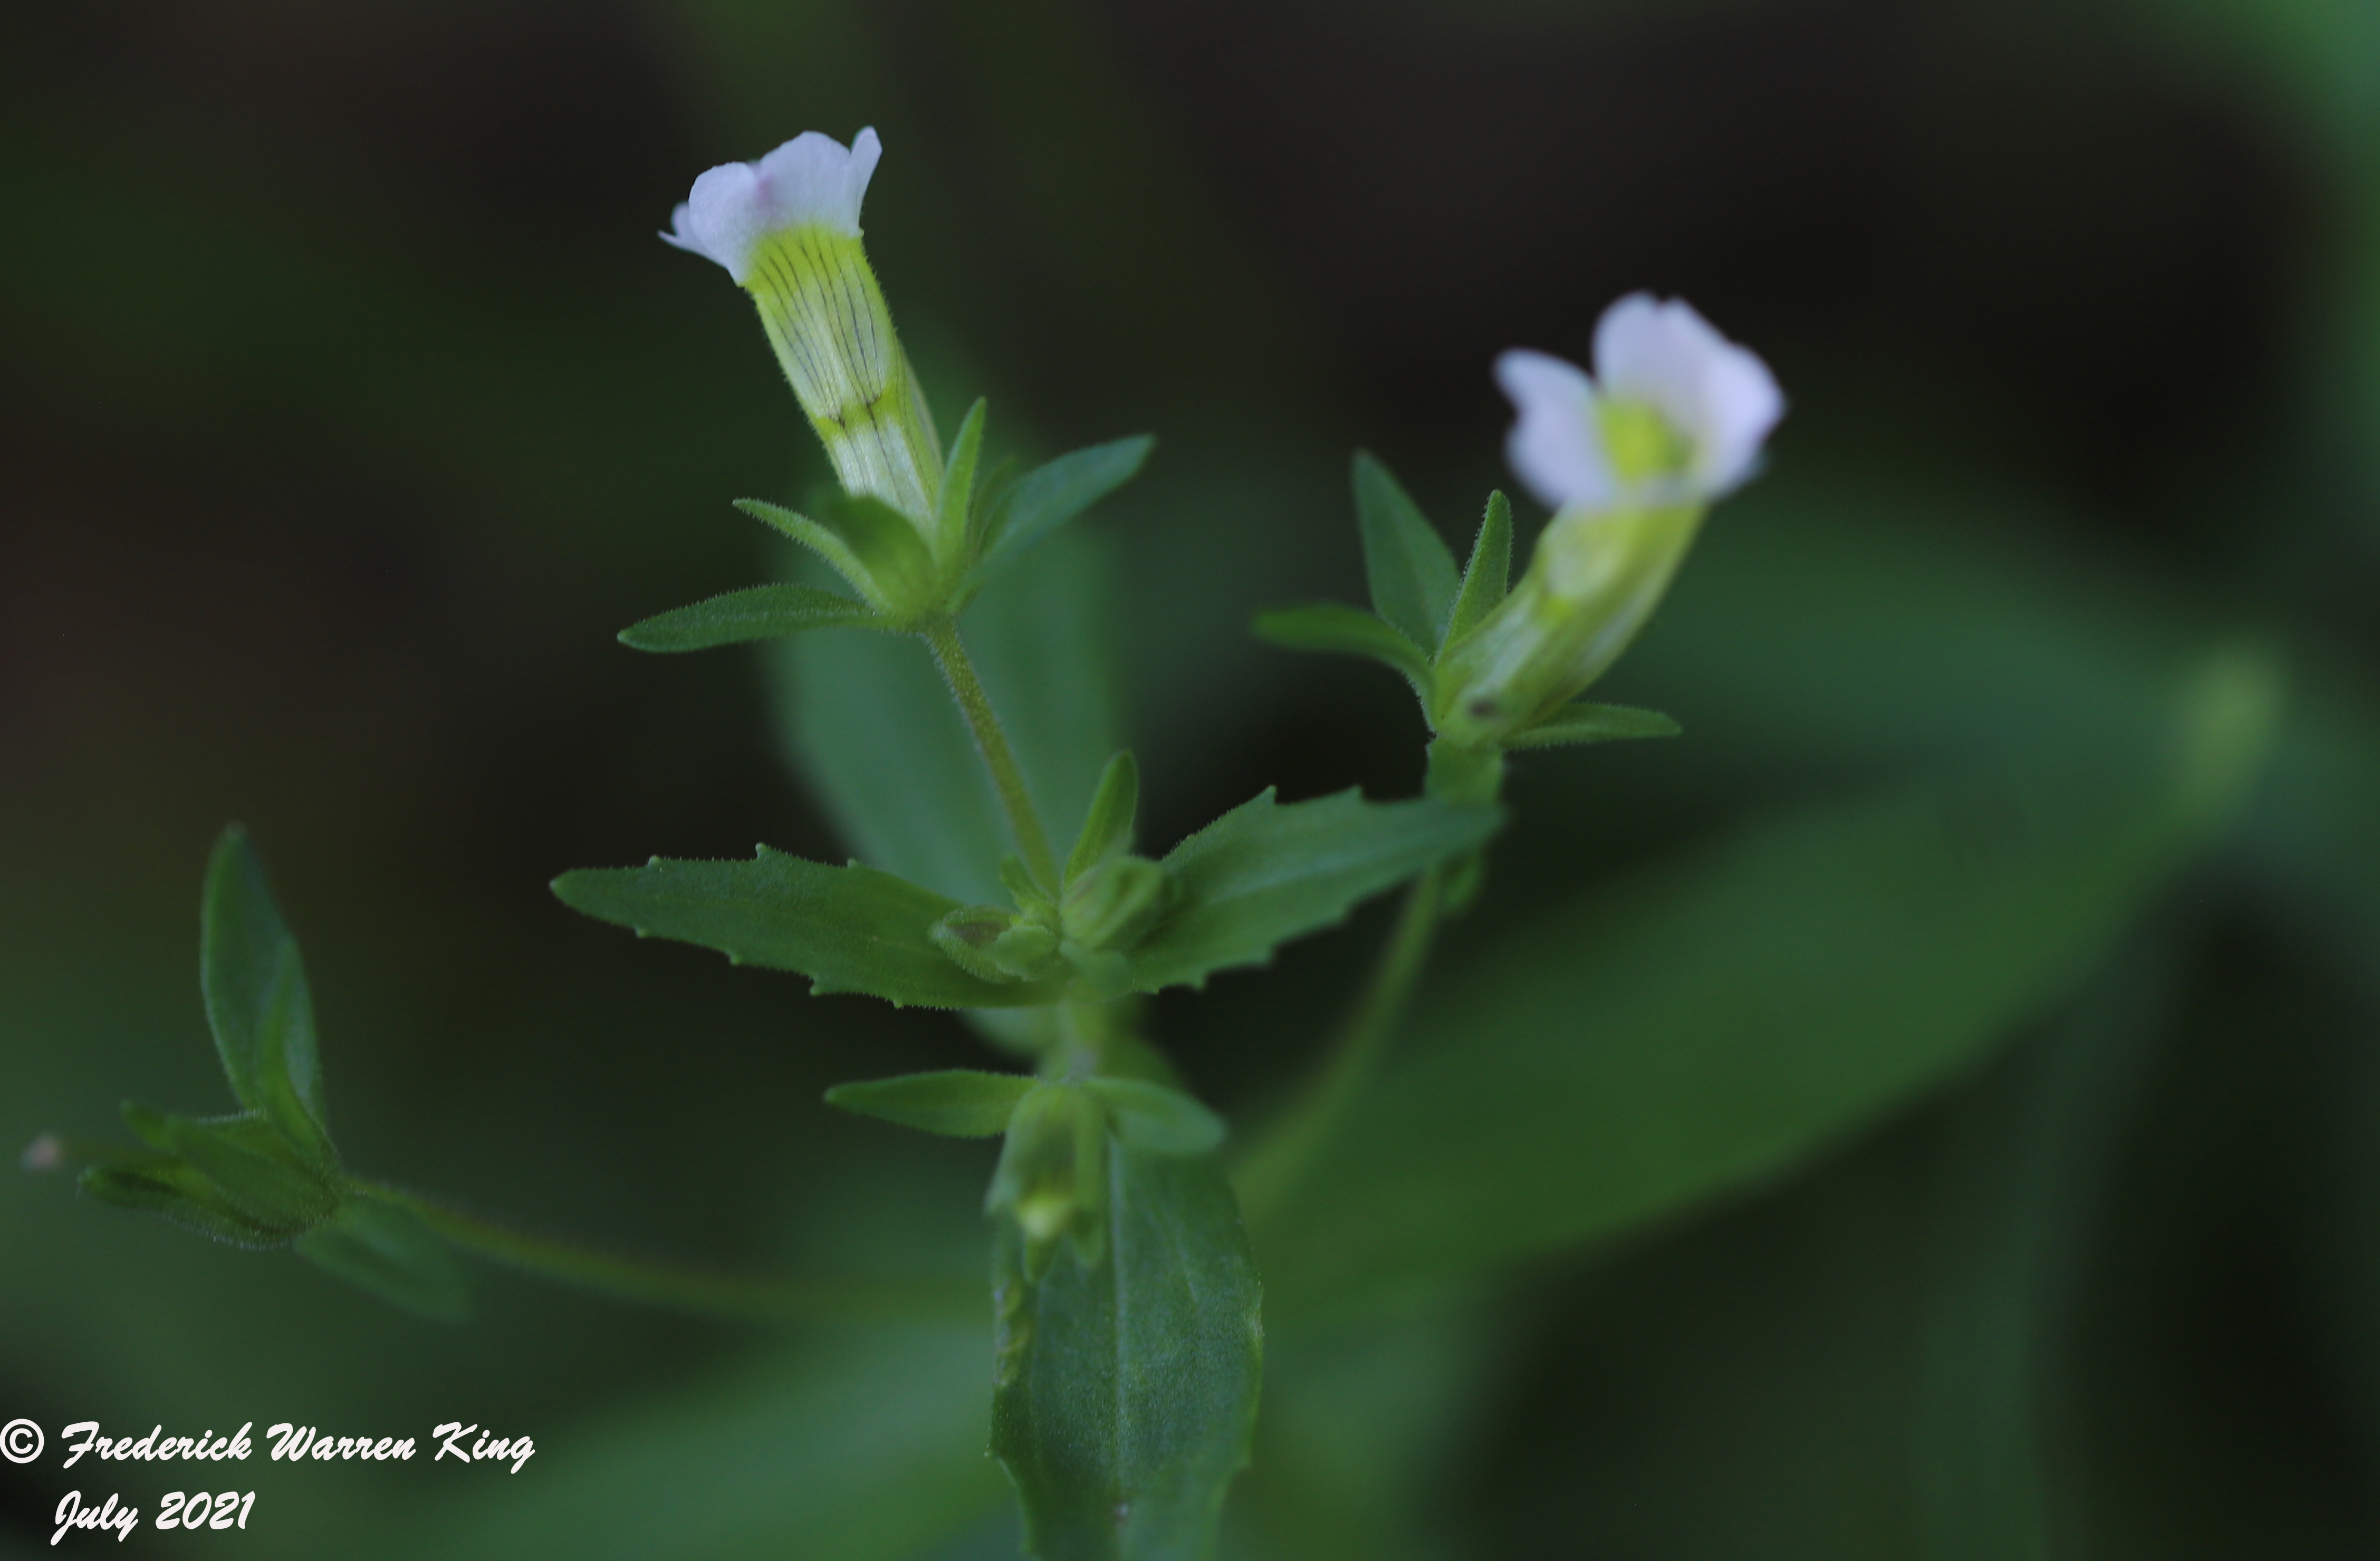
[394,1323,1005,1561]
[294,1192,471,1323]
[977,435,1155,580]
[992,1147,1263,1561]
[120,1103,338,1235]
[775,526,1124,907]
[1352,452,1458,651]
[1250,603,1431,688]
[1262,654,2277,1305]
[1122,791,1503,994]
[200,826,333,1162]
[1086,1078,1229,1157]
[551,850,1071,1009]
[619,585,885,652]
[1505,702,1681,749]
[1443,491,1514,651]
[79,1154,294,1250]
[828,1070,1038,1138]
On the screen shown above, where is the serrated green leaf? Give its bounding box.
[1352,452,1458,651]
[827,1070,1038,1138]
[993,1145,1263,1561]
[551,849,1071,1009]
[1504,701,1682,748]
[1251,603,1431,688]
[1124,790,1502,994]
[618,584,884,652]
[294,1191,471,1322]
[938,397,990,564]
[1442,489,1513,651]
[737,494,937,618]
[118,1104,338,1234]
[1262,656,2278,1305]
[977,435,1154,579]
[200,826,333,1163]
[1068,750,1141,884]
[1086,1078,1227,1157]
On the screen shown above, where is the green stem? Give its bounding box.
[358,1182,977,1325]
[923,616,1063,889]
[1233,865,1445,1229]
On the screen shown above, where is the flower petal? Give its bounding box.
[1593,294,1781,496]
[1495,348,1614,512]
[663,128,882,283]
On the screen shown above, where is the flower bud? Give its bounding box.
[1060,854,1174,955]
[664,130,945,534]
[933,905,1063,984]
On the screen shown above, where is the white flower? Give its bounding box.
[662,129,884,284]
[1496,294,1782,512]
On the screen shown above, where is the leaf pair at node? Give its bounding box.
[551,780,1502,1012]
[619,399,1155,645]
[1255,452,1681,751]
[827,1069,1224,1274]
[931,751,1175,999]
[78,828,469,1320]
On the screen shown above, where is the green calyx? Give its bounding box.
[1253,452,1693,755]
[1432,501,1702,746]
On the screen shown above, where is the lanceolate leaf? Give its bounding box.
[1122,790,1501,994]
[551,850,1072,1009]
[1505,702,1682,748]
[618,584,884,652]
[200,827,333,1163]
[1086,1078,1229,1157]
[1352,452,1458,651]
[1251,603,1431,688]
[1260,654,2279,1306]
[978,435,1156,579]
[993,1145,1263,1561]
[827,1070,1039,1138]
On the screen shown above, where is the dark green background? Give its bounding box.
[4,0,2377,1554]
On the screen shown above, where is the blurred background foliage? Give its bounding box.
[3,0,2377,1555]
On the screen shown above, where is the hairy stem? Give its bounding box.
[923,616,1063,890]
[359,1182,977,1324]
[1233,865,1445,1229]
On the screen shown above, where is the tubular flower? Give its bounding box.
[1435,295,1781,747]
[665,129,944,530]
